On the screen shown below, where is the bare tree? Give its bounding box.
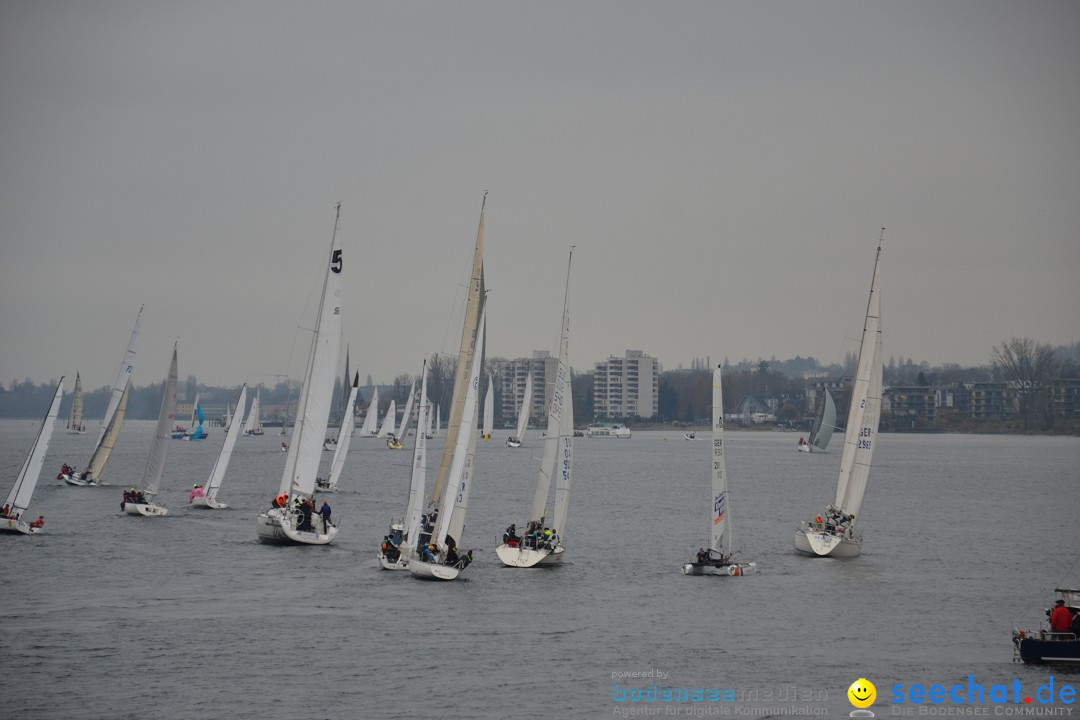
[392,373,414,404]
[991,337,1059,430]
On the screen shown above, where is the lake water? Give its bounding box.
[1,420,1078,719]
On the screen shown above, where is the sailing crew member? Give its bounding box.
[29,514,44,529]
[1050,599,1073,633]
[320,501,332,533]
[503,524,520,545]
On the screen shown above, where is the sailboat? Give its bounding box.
[497,250,575,568]
[799,388,836,453]
[387,382,415,449]
[379,358,431,570]
[67,372,85,434]
[482,373,494,442]
[317,372,359,492]
[425,404,440,440]
[376,399,396,439]
[682,364,757,576]
[409,306,486,580]
[256,204,344,545]
[506,371,532,448]
[123,342,178,517]
[61,305,143,486]
[191,384,247,509]
[187,395,208,440]
[409,193,487,580]
[242,389,264,436]
[2,378,63,535]
[359,386,379,436]
[794,232,884,558]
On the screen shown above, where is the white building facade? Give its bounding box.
[593,350,659,420]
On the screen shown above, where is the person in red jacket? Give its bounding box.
[1050,599,1073,633]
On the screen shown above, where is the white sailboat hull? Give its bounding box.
[0,518,42,535]
[190,496,228,509]
[256,508,337,545]
[681,561,758,576]
[61,473,98,487]
[506,438,521,448]
[408,559,461,581]
[123,502,168,517]
[793,526,861,557]
[797,444,811,453]
[378,552,408,570]
[495,543,564,568]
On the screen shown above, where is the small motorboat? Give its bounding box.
[1013,588,1080,663]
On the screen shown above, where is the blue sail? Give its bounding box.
[189,401,208,440]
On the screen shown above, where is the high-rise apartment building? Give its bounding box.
[499,351,559,427]
[593,350,659,420]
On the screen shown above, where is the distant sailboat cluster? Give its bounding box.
[4,197,887,581]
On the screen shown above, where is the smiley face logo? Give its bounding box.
[847,678,876,709]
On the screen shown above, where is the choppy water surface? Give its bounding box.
[1,421,1077,719]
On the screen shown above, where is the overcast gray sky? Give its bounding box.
[2,0,1078,389]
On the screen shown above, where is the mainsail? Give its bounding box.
[710,365,732,557]
[68,372,84,431]
[808,388,836,452]
[513,372,533,443]
[431,194,486,505]
[377,400,396,438]
[206,384,247,501]
[140,342,178,497]
[404,359,431,551]
[279,203,344,499]
[360,386,379,435]
[326,372,360,491]
[96,308,143,453]
[435,303,487,549]
[396,382,416,440]
[529,251,574,528]
[86,381,130,480]
[6,378,64,516]
[832,241,883,523]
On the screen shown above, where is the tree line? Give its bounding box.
[3,339,1077,430]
